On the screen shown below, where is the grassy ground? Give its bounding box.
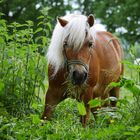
[1,90,139,140]
[1,64,140,140]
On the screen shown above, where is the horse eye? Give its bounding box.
[88,42,93,48]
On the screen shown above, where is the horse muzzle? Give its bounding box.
[64,58,89,86]
[71,70,88,85]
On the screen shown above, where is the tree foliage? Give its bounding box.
[0,0,40,23]
[0,0,139,44]
[0,0,72,23]
[76,0,140,45]
[0,14,50,117]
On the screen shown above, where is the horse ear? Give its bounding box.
[87,14,94,27]
[57,17,68,27]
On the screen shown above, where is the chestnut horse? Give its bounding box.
[42,14,123,126]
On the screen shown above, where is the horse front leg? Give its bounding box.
[42,87,64,120]
[80,88,93,127]
[80,105,90,127]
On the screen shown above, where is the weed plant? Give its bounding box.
[0,13,51,117]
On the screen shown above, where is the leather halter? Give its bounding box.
[63,40,89,72]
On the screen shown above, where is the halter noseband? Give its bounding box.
[63,40,89,72]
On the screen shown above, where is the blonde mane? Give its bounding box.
[47,14,96,76]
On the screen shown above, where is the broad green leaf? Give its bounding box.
[47,22,52,30]
[37,15,44,19]
[88,99,101,108]
[34,27,43,34]
[32,103,38,110]
[37,21,43,26]
[31,114,40,124]
[39,80,46,93]
[77,102,86,116]
[125,83,140,96]
[109,82,120,88]
[26,20,33,26]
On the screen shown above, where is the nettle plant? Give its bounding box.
[122,46,140,125]
[0,12,51,117]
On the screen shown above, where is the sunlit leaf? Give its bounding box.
[37,15,44,19]
[31,114,40,124]
[109,82,120,88]
[34,27,43,34]
[88,99,101,108]
[77,102,86,116]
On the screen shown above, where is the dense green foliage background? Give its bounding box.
[0,0,140,139]
[0,0,140,45]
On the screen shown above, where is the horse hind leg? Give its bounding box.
[90,87,120,121]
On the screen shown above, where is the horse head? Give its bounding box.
[58,15,95,85]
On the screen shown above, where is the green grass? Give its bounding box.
[1,92,140,140]
[1,71,140,140]
[0,86,139,140]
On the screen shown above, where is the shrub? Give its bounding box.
[0,13,51,117]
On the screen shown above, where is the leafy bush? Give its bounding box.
[0,13,51,117]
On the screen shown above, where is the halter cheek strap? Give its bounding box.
[63,42,89,72]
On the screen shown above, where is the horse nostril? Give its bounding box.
[72,70,79,80]
[72,70,87,85]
